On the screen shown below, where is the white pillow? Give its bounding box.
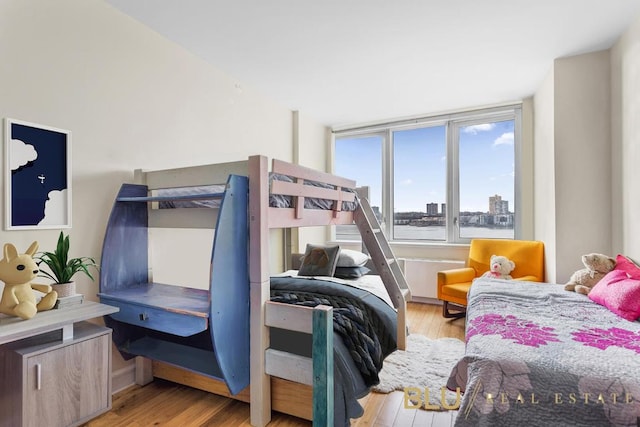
[337,249,369,267]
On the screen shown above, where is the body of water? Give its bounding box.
[336,224,514,241]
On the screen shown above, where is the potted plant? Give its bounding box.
[35,231,98,298]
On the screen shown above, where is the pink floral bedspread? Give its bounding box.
[448,278,640,427]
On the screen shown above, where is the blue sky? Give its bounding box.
[335,120,514,213]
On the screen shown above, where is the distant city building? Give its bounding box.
[426,203,438,216]
[396,197,512,229]
[496,200,509,214]
[489,194,500,213]
[489,194,509,214]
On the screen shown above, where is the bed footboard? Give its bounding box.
[264,302,333,426]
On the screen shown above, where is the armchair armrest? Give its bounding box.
[437,267,476,287]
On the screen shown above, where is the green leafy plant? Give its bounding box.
[35,231,98,284]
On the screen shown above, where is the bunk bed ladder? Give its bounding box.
[354,196,411,350]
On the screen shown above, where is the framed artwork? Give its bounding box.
[4,118,71,230]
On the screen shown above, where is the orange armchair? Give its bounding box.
[437,239,545,318]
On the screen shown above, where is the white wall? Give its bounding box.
[534,15,640,281]
[554,51,612,281]
[519,97,535,241]
[533,50,612,283]
[292,111,332,255]
[0,0,311,373]
[611,14,640,261]
[533,69,557,281]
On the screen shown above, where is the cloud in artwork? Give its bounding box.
[493,132,514,147]
[10,139,38,170]
[463,123,495,134]
[38,189,68,226]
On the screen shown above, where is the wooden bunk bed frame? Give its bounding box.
[98,155,410,426]
[247,155,410,426]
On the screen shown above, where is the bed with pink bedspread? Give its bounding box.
[448,278,640,427]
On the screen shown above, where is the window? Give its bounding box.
[393,125,447,241]
[333,105,520,243]
[457,120,515,240]
[334,134,383,241]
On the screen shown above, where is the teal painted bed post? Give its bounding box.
[312,305,334,427]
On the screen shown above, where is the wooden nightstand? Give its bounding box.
[0,302,118,427]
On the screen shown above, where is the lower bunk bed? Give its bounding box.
[448,277,640,427]
[142,271,398,426]
[269,273,398,425]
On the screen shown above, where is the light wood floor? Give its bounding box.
[85,302,465,427]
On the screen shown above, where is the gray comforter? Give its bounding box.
[270,275,397,427]
[448,278,640,427]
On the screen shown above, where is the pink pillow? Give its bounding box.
[615,254,640,279]
[589,269,640,321]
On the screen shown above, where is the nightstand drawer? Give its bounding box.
[103,299,208,337]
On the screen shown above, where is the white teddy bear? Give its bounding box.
[564,253,616,295]
[481,255,516,280]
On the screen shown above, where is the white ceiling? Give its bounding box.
[105,1,640,127]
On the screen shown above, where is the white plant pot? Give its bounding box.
[52,281,76,298]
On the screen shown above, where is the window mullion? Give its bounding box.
[447,122,461,243]
[383,129,393,240]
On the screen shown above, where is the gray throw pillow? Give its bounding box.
[298,244,341,277]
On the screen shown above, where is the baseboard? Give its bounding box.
[111,362,136,394]
[410,296,442,305]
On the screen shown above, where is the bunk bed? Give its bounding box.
[97,155,410,426]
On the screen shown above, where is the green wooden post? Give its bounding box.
[312,305,334,427]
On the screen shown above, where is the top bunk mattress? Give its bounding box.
[151,173,358,211]
[268,173,358,211]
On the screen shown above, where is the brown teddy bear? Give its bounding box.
[564,253,616,295]
[481,255,516,280]
[0,242,58,320]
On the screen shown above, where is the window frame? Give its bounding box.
[332,104,522,244]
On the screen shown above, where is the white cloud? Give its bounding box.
[463,123,495,134]
[493,132,514,146]
[10,139,38,170]
[400,178,413,185]
[38,189,68,226]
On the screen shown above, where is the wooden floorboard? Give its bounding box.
[86,302,465,427]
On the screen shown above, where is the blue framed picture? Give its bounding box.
[4,118,71,230]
